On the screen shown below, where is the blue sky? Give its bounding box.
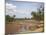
[6,0,44,18]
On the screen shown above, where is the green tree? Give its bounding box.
[31,7,44,21]
[5,15,16,22]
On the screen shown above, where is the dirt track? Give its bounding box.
[5,20,44,34]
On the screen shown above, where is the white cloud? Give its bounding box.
[6,3,16,16]
[6,3,32,18]
[6,3,16,9]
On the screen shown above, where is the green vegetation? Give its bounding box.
[5,15,16,22]
[31,7,44,21]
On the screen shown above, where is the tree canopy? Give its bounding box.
[31,7,44,21]
[5,15,16,22]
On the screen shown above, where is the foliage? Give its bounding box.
[31,8,44,21]
[5,15,16,22]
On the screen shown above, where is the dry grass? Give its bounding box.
[5,20,44,34]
